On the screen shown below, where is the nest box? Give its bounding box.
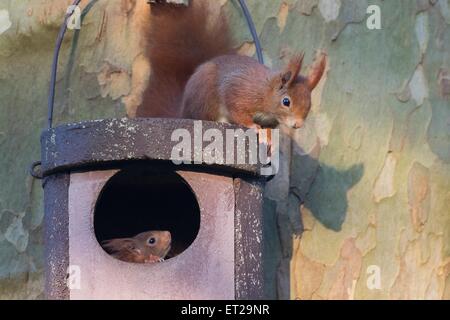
[39,118,266,300]
[35,0,270,300]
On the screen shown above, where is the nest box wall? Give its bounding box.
[41,118,265,300]
[69,170,234,300]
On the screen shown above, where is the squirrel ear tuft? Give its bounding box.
[280,52,305,89]
[307,51,327,90]
[271,53,304,90]
[281,71,292,86]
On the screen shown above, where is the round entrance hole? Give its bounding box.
[94,167,201,263]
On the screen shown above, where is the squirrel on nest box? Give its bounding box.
[102,230,172,263]
[137,0,327,134]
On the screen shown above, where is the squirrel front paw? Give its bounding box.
[144,255,164,263]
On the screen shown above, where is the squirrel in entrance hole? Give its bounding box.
[137,0,327,136]
[101,230,172,263]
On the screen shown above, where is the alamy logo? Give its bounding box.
[66,265,81,290]
[366,265,382,290]
[66,5,81,30]
[366,5,382,30]
[170,121,280,176]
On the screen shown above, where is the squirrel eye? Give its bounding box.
[282,97,291,108]
[148,237,156,245]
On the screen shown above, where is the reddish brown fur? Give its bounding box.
[137,1,232,118]
[182,52,327,129]
[138,0,327,130]
[102,230,172,264]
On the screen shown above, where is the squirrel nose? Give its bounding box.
[293,122,302,129]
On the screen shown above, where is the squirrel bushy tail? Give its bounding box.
[136,1,233,118]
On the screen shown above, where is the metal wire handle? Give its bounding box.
[47,0,82,129]
[237,0,264,64]
[29,161,43,179]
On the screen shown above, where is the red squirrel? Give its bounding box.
[137,0,327,132]
[101,230,172,264]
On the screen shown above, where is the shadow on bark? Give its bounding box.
[262,138,364,299]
